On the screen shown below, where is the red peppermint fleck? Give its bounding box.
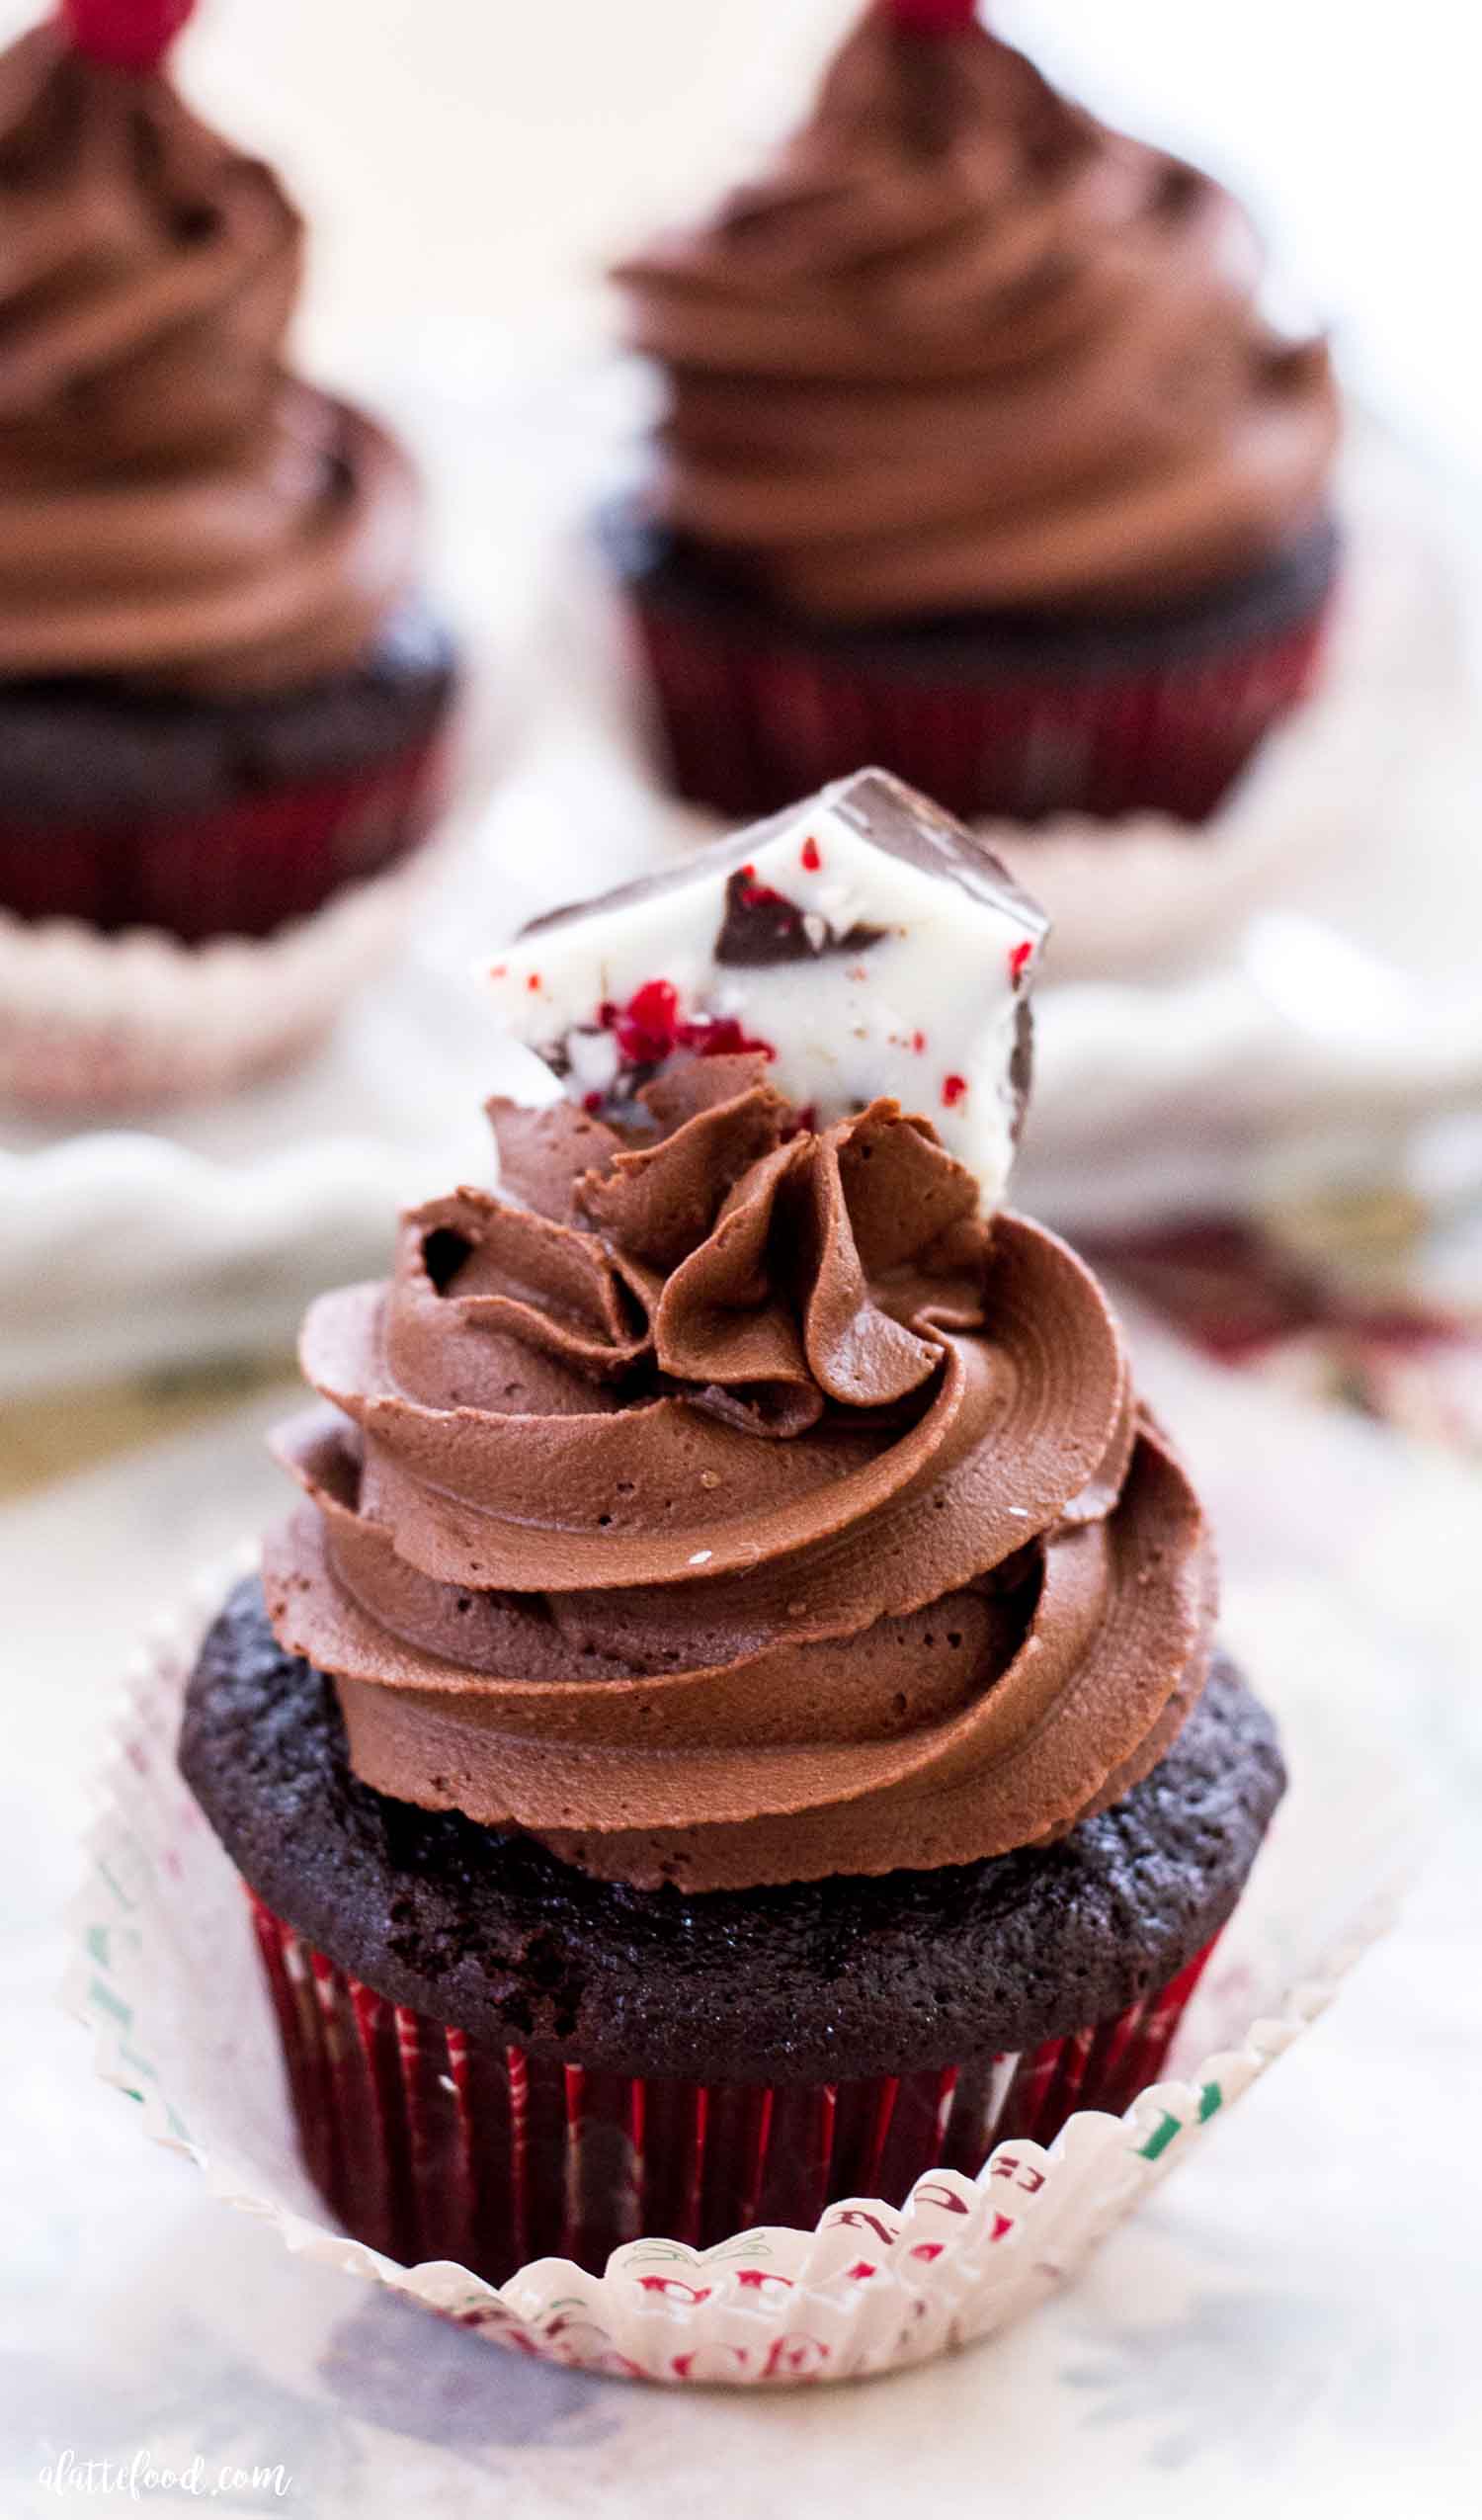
[525,970,541,991]
[610,976,681,1063]
[1009,939,1033,982]
[912,1030,927,1054]
[677,1014,776,1060]
[61,0,195,72]
[599,978,775,1068]
[582,1091,604,1113]
[733,861,790,912]
[942,1072,968,1108]
[490,964,507,979]
[800,835,822,873]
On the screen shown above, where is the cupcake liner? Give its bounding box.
[625,583,1335,831]
[0,732,451,948]
[69,1549,1415,2388]
[0,649,484,1115]
[602,480,1340,833]
[0,838,443,1114]
[0,686,480,1116]
[535,423,1456,991]
[247,1891,1218,2286]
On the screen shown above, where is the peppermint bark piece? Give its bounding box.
[488,769,1048,1209]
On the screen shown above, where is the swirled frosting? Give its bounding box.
[264,1055,1216,1891]
[0,24,419,692]
[615,5,1339,621]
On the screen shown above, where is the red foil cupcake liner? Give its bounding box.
[625,592,1334,829]
[0,733,448,947]
[249,1890,1218,2286]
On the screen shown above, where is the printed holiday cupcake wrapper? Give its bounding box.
[248,1893,1218,2290]
[70,1550,1415,2390]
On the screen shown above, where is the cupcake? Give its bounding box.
[179,769,1284,2286]
[605,0,1340,828]
[0,0,458,1108]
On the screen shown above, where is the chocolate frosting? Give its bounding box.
[264,1056,1216,1891]
[0,25,419,692]
[615,5,1339,621]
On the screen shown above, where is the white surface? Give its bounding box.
[5,1326,1480,2508]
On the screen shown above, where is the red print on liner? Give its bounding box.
[942,1073,967,1108]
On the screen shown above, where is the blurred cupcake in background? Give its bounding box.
[0,0,459,1111]
[604,0,1341,830]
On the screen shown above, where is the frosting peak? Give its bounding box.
[491,1057,992,1428]
[264,1062,1215,1891]
[0,23,419,691]
[616,4,1339,620]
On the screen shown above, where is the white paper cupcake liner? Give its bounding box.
[0,650,506,1119]
[69,1550,1414,2390]
[0,824,467,1117]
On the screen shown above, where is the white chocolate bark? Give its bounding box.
[487,770,1048,1210]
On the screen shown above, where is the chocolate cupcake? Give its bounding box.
[179,770,1284,2285]
[0,2,457,1107]
[606,0,1340,827]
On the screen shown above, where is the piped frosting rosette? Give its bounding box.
[266,1055,1215,1893]
[616,1,1338,623]
[0,11,418,693]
